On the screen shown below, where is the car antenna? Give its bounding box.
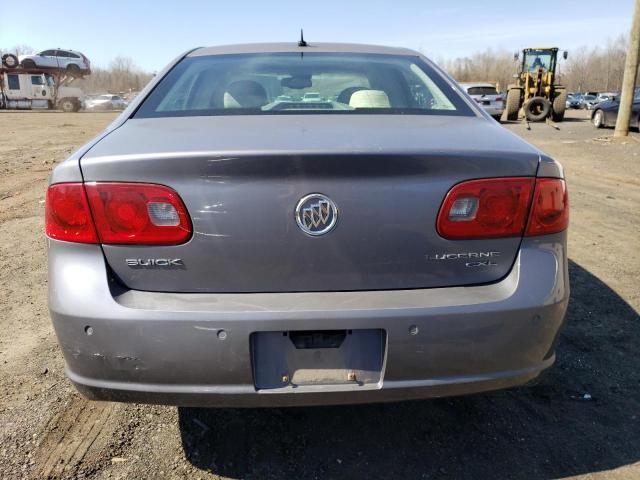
[298,29,308,47]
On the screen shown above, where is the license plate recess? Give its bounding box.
[251,329,385,389]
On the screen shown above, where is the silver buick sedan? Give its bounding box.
[46,43,569,407]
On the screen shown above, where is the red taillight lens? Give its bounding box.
[45,182,191,245]
[437,177,569,240]
[45,183,98,243]
[526,178,569,236]
[84,183,192,245]
[437,178,534,239]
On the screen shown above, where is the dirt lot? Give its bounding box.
[0,110,638,480]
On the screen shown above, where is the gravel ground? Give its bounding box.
[0,109,638,480]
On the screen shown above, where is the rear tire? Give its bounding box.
[552,90,567,122]
[59,99,77,113]
[524,97,551,122]
[20,59,36,69]
[592,109,604,128]
[504,88,521,121]
[66,64,81,76]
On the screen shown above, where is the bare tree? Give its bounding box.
[0,44,34,56]
[12,45,34,55]
[74,56,153,94]
[442,49,520,92]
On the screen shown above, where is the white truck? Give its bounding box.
[0,69,84,112]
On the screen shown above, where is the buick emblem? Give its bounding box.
[295,193,338,236]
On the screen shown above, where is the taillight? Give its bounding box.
[437,177,568,239]
[526,178,569,236]
[437,178,534,239]
[45,183,98,243]
[85,183,191,245]
[45,182,192,245]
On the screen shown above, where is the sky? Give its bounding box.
[0,0,634,72]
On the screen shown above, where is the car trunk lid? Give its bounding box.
[80,115,539,293]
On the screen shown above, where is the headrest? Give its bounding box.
[223,80,267,108]
[349,90,390,108]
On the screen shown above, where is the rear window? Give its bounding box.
[466,86,498,96]
[135,52,474,118]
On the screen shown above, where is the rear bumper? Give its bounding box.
[48,235,569,407]
[480,105,504,117]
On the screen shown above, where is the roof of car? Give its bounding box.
[190,43,421,57]
[38,49,82,53]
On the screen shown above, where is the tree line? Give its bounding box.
[2,36,636,95]
[75,56,154,95]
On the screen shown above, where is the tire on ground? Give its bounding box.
[524,96,551,122]
[2,53,19,68]
[592,109,604,128]
[58,98,78,113]
[504,88,521,121]
[552,90,568,122]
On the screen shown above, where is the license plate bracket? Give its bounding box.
[251,329,386,389]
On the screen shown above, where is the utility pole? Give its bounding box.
[614,0,640,137]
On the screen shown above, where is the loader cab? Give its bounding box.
[521,48,558,75]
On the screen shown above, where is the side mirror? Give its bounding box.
[563,51,568,60]
[513,52,519,61]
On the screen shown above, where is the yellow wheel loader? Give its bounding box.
[504,47,568,122]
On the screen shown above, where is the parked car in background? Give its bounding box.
[595,92,618,103]
[18,49,91,75]
[566,94,582,109]
[592,90,640,129]
[579,94,598,110]
[46,42,569,408]
[84,94,127,110]
[122,91,140,103]
[458,82,504,119]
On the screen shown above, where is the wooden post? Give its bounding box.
[614,0,640,137]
